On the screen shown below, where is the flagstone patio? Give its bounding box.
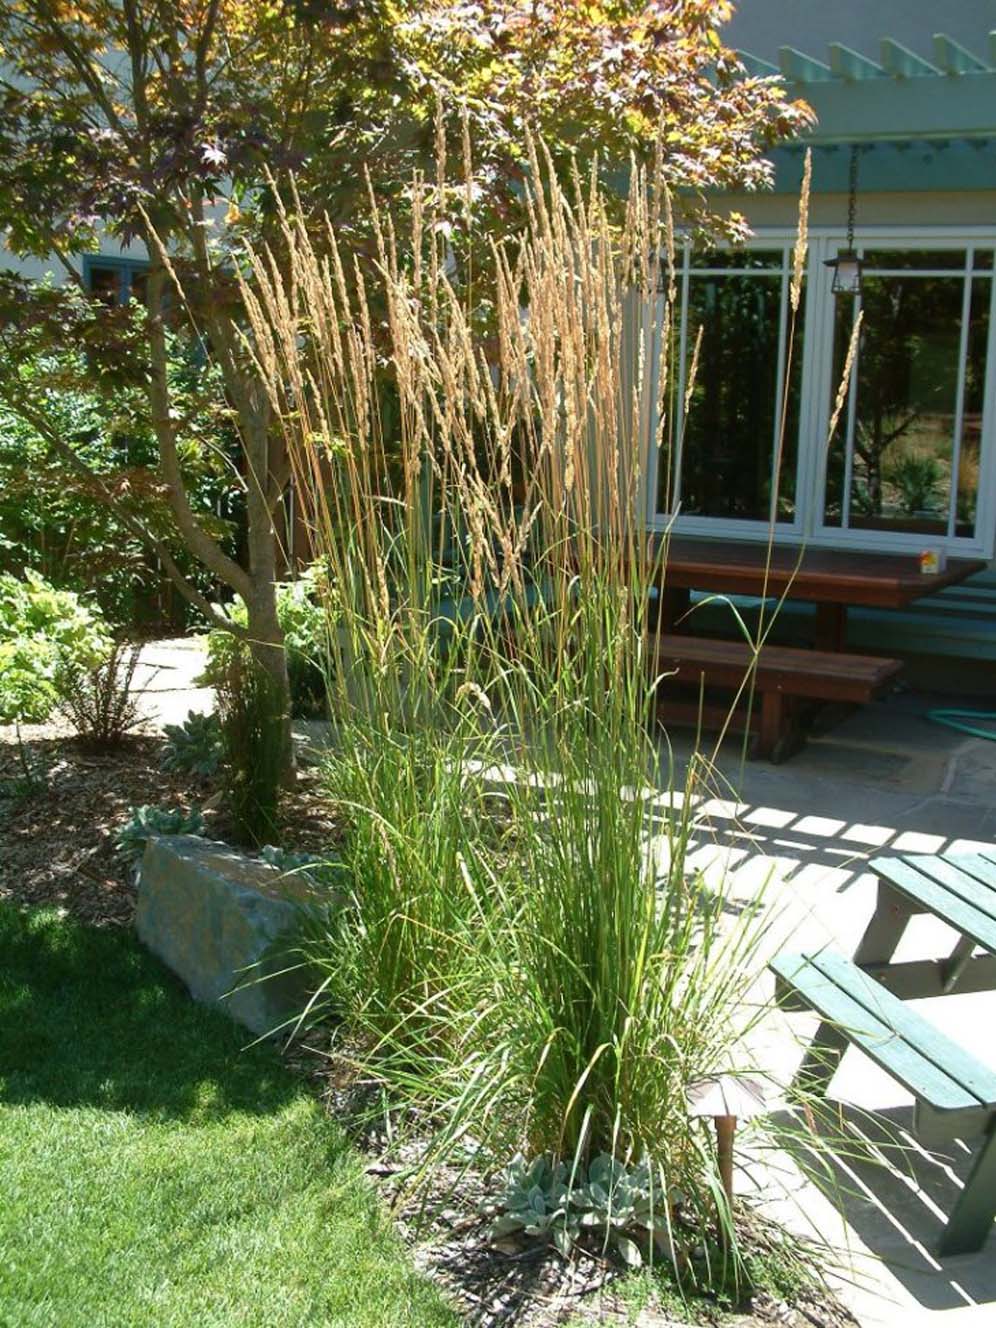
[673,692,996,1327]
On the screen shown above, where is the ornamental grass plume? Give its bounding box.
[237,125,837,1289]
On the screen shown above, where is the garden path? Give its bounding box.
[132,637,215,728]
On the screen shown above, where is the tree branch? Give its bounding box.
[31,3,130,141]
[144,260,253,600]
[0,386,250,638]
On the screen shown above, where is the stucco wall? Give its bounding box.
[717,190,996,233]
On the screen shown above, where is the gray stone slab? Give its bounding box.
[136,835,329,1037]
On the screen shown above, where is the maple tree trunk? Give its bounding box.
[243,405,295,785]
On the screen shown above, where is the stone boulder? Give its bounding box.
[136,835,332,1037]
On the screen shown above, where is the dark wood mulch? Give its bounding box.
[280,1034,857,1328]
[0,720,339,927]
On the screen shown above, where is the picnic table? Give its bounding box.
[772,851,996,1255]
[655,536,987,650]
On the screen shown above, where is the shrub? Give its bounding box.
[0,341,243,631]
[0,570,110,725]
[115,804,206,864]
[216,654,285,847]
[200,567,329,719]
[162,709,223,778]
[887,449,944,516]
[56,640,144,748]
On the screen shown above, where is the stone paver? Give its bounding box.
[133,636,214,729]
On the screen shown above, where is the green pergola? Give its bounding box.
[739,32,996,192]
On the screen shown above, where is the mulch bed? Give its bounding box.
[283,1033,857,1328]
[0,719,338,927]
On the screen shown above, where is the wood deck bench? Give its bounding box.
[652,634,903,761]
[771,948,996,1256]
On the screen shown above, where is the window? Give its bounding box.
[648,235,996,556]
[657,246,803,527]
[82,256,148,305]
[822,247,992,541]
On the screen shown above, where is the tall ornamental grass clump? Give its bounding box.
[242,130,809,1280]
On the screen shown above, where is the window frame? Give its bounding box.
[82,253,150,305]
[644,226,996,560]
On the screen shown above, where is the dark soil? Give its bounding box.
[0,719,340,927]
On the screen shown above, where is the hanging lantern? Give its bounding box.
[825,145,863,296]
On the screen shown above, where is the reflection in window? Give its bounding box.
[661,250,801,523]
[824,250,991,540]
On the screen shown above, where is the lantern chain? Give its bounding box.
[846,145,859,251]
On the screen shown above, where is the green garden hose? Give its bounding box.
[926,709,996,740]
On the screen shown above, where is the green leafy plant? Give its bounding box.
[162,709,223,778]
[55,640,145,748]
[115,804,206,865]
[0,570,111,725]
[489,1154,678,1267]
[0,570,110,782]
[216,655,285,847]
[200,568,330,719]
[886,449,944,516]
[0,344,239,630]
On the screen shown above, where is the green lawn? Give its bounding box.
[0,905,458,1328]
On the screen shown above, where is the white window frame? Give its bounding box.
[644,226,996,560]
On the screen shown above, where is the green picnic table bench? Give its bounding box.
[771,850,996,1257]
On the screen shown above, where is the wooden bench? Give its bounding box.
[771,948,996,1256]
[652,634,903,761]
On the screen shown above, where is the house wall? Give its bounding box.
[719,191,996,231]
[0,238,149,285]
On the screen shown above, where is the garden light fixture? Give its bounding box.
[686,1073,767,1209]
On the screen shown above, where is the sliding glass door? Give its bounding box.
[656,246,804,533]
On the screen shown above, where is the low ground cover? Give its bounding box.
[0,903,457,1328]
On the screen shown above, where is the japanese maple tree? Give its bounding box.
[0,0,811,770]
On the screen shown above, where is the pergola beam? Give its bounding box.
[778,46,832,83]
[735,49,779,78]
[793,70,996,145]
[880,38,940,78]
[829,43,884,81]
[933,34,988,75]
